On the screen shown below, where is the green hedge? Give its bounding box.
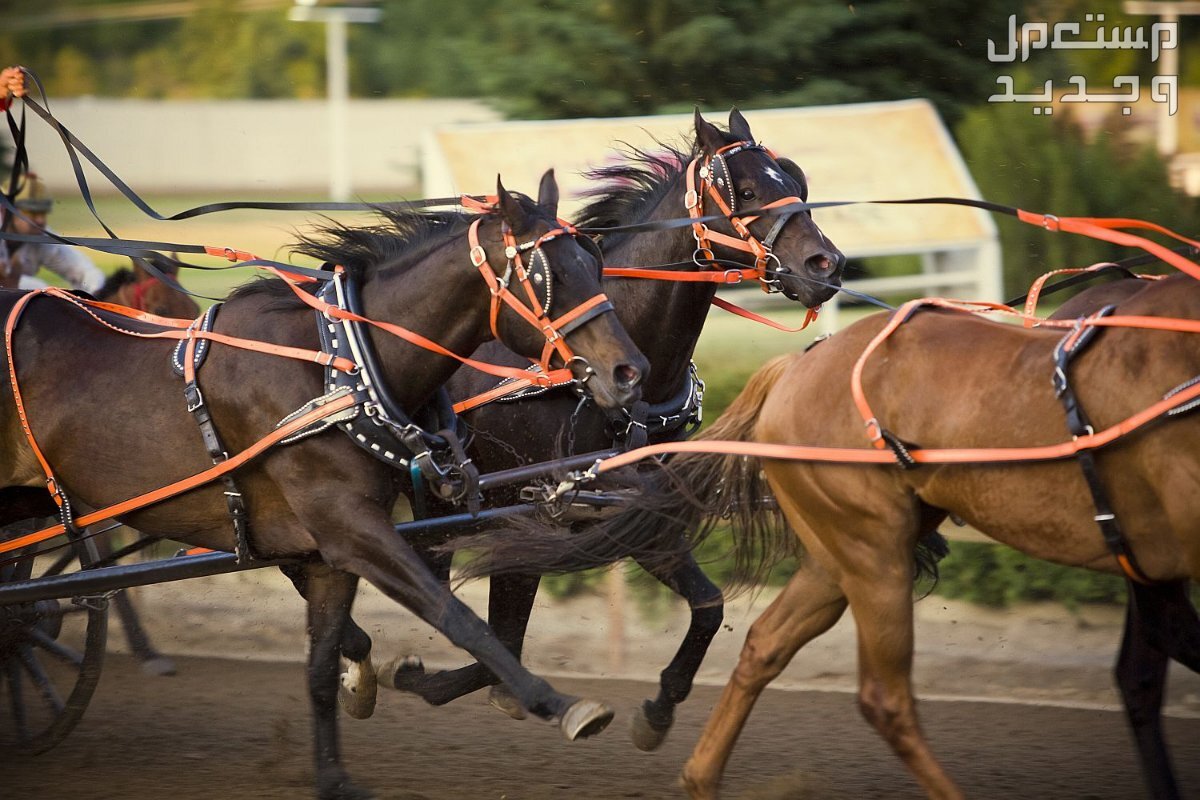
[540,533,1134,615]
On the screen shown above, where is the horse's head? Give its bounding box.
[692,108,844,308]
[480,171,648,410]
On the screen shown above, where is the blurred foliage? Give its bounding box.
[957,103,1197,297]
[926,541,1126,609]
[5,0,1013,123]
[541,532,1131,615]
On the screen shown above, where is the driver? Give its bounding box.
[1,172,105,293]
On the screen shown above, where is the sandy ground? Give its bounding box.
[110,568,1200,713]
[8,568,1200,799]
[8,654,1200,800]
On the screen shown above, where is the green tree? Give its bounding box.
[957,103,1197,296]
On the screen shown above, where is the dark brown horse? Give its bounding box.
[1,173,647,799]
[90,256,199,677]
[372,109,843,747]
[578,271,1200,798]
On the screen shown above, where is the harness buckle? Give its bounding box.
[185,384,204,413]
[684,189,700,210]
[722,269,744,285]
[469,245,488,268]
[1041,214,1060,231]
[692,247,716,268]
[864,417,884,443]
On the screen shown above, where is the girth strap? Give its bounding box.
[182,328,253,564]
[1053,306,1154,585]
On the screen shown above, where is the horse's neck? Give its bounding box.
[361,254,489,412]
[603,187,718,404]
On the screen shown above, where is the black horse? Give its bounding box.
[1048,273,1200,800]
[367,109,844,748]
[1,173,647,799]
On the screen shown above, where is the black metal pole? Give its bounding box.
[477,449,617,491]
[0,504,540,605]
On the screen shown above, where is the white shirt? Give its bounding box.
[1,227,105,294]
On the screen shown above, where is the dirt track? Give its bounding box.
[7,571,1200,799]
[8,653,1200,800]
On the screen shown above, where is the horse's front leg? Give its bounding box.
[630,549,723,751]
[307,504,612,741]
[297,562,374,800]
[681,558,846,800]
[378,571,541,715]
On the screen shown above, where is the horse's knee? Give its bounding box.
[857,679,919,752]
[731,622,789,690]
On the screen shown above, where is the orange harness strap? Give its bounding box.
[1022,263,1167,324]
[601,266,757,283]
[594,367,1200,474]
[710,296,820,332]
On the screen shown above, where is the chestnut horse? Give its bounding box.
[581,271,1200,798]
[97,257,200,320]
[371,109,843,747]
[1,174,647,799]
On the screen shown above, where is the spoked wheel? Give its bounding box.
[0,523,108,755]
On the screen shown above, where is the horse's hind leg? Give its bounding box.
[299,562,374,800]
[631,548,723,751]
[844,554,962,799]
[681,558,847,800]
[1117,579,1200,800]
[91,533,177,677]
[111,590,176,676]
[282,563,376,720]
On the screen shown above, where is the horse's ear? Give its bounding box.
[728,108,753,142]
[537,169,559,218]
[694,107,727,156]
[776,157,809,201]
[496,175,529,232]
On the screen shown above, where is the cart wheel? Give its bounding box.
[0,524,108,755]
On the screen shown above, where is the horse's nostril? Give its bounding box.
[614,364,641,390]
[806,253,838,276]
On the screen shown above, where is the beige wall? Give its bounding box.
[6,97,499,195]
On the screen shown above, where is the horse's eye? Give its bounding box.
[738,188,756,201]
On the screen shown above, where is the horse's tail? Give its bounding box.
[450,354,797,591]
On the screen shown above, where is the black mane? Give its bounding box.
[575,139,698,251]
[227,206,477,304]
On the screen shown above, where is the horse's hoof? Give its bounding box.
[140,656,177,677]
[339,658,378,720]
[630,700,672,751]
[559,699,614,741]
[318,779,376,800]
[376,655,423,691]
[487,684,527,720]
